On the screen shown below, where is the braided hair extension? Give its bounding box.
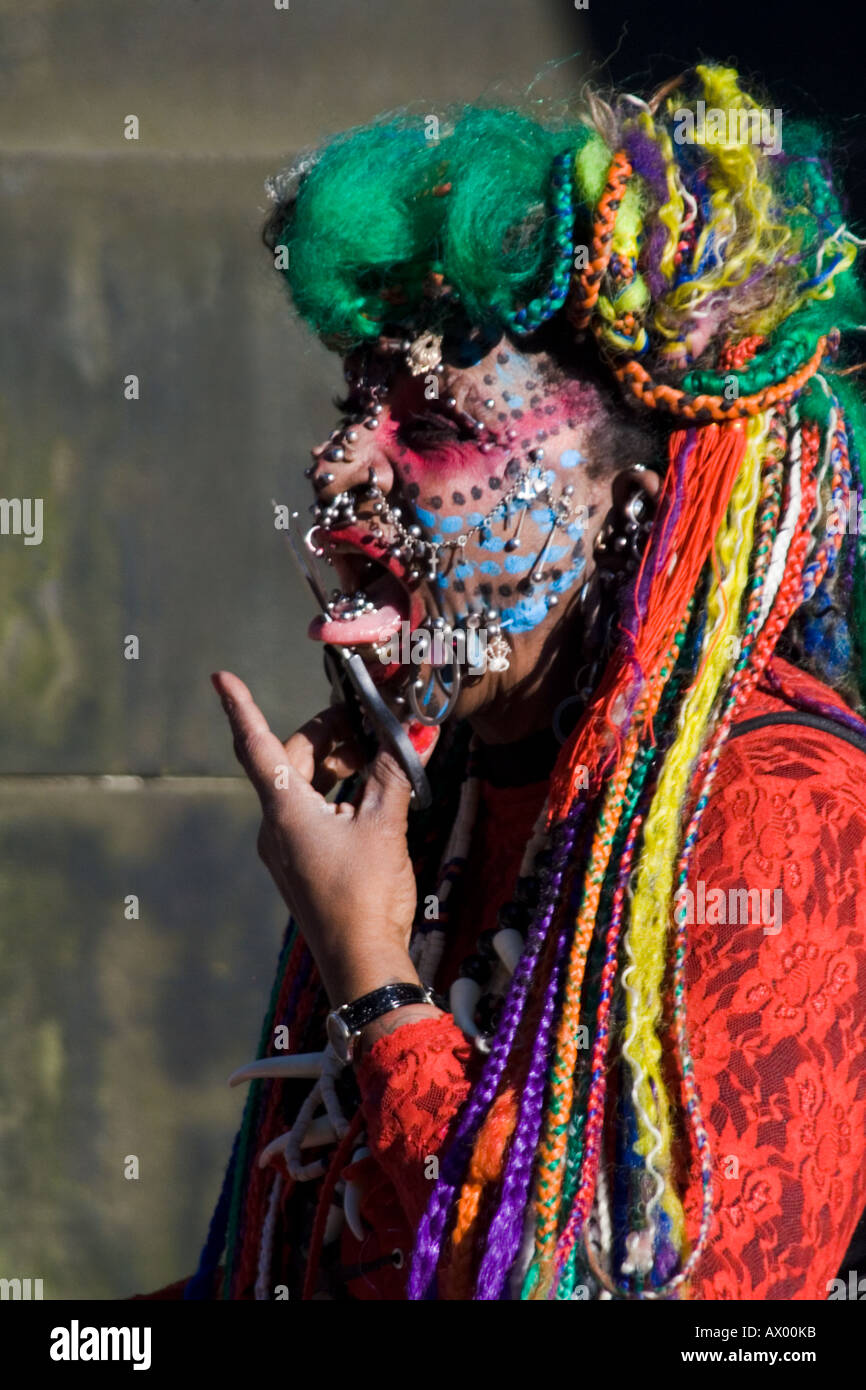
[192,63,866,1300]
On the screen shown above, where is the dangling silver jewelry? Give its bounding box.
[485,633,511,673]
[406,331,444,376]
[407,656,462,726]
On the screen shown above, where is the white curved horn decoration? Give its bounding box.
[449,976,483,1039]
[228,1052,326,1087]
[492,928,524,975]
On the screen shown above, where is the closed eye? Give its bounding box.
[396,411,464,450]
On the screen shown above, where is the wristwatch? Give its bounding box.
[326,982,437,1064]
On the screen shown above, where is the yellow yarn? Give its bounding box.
[620,412,768,1250]
[654,66,793,356]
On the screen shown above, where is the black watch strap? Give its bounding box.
[337,982,434,1032]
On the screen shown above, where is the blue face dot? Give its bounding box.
[438,515,464,535]
[499,558,584,634]
[504,553,533,574]
[480,535,505,552]
[551,562,583,593]
[417,506,438,528]
[479,560,501,576]
[559,449,584,469]
[455,563,475,580]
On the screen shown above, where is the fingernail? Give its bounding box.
[407,721,437,754]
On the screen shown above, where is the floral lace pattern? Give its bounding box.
[347,661,866,1299]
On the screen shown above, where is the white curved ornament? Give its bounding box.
[344,1146,371,1242]
[227,1052,326,1087]
[450,976,483,1040]
[492,927,524,975]
[258,1114,337,1170]
[324,1202,345,1245]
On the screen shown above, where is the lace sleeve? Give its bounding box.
[354,1014,475,1228]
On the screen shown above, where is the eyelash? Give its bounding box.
[396,412,464,450]
[330,398,468,451]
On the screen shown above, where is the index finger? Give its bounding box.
[211,670,316,814]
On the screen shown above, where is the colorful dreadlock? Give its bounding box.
[197,63,866,1300]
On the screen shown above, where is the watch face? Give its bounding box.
[326,1010,353,1064]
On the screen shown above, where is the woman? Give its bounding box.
[189,64,866,1300]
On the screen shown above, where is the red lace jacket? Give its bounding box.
[341,658,866,1300]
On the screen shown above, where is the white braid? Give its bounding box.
[759,407,802,627]
[254,1172,283,1300]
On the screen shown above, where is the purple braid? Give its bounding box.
[407,803,582,1299]
[841,432,861,602]
[474,911,571,1299]
[762,659,866,737]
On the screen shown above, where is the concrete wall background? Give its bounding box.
[0,0,589,1299]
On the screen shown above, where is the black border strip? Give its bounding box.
[728,709,866,757]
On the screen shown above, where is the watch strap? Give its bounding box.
[335,982,435,1034]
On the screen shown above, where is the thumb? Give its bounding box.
[359,722,440,824]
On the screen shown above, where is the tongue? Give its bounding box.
[308,569,408,646]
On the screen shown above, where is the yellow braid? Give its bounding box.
[620,411,768,1249]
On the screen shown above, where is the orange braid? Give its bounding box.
[611,336,827,422]
[568,150,633,333]
[444,1088,520,1299]
[548,422,749,818]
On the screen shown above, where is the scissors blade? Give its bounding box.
[273,502,331,616]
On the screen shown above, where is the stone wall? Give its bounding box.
[0,0,588,1299]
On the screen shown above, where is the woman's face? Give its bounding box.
[305,336,653,723]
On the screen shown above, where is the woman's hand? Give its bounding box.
[211,670,440,1009]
